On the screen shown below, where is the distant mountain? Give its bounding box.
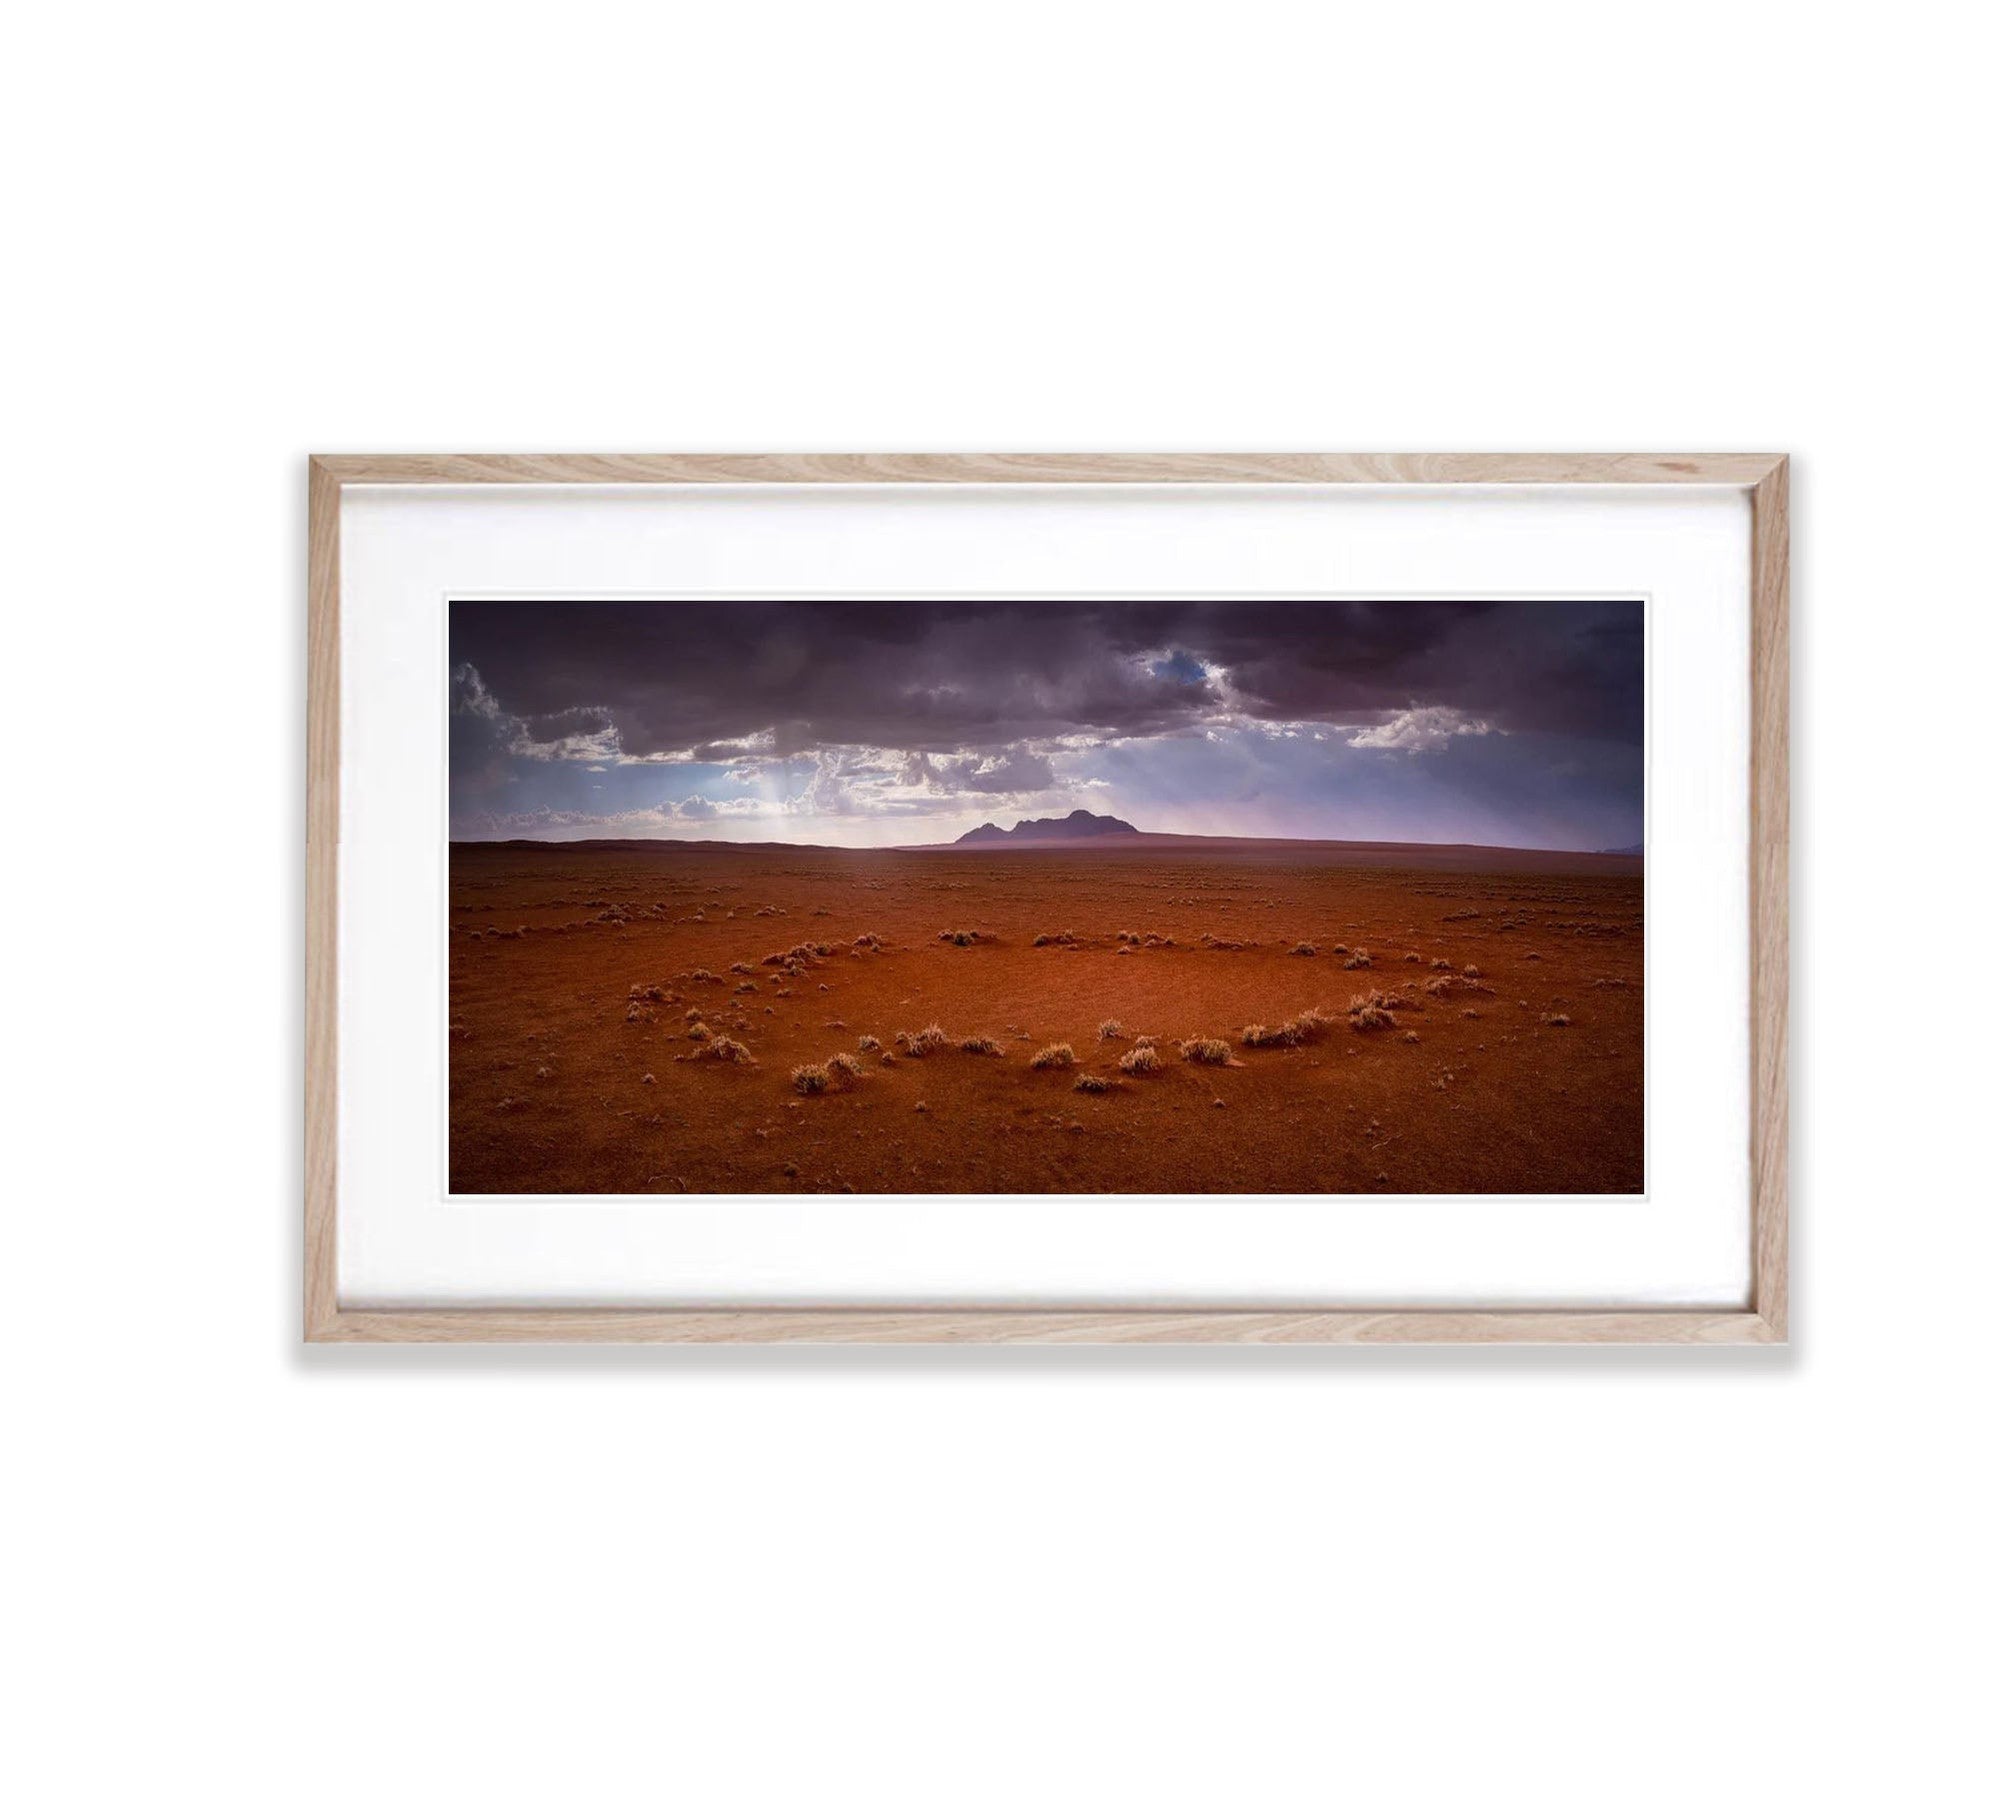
[954,808,1139,845]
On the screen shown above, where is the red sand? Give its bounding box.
[449,839,1643,1195]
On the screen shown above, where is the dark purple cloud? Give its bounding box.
[449,598,1642,760]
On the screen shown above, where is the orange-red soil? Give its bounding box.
[449,840,1643,1195]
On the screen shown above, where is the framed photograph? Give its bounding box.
[307,454,1788,1343]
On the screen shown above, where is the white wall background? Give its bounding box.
[6,4,1991,1795]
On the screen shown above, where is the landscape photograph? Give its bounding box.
[449,598,1644,1196]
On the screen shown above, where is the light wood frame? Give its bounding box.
[306,453,1789,1344]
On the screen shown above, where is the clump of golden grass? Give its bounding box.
[1346,991,1398,1031]
[1241,1009,1333,1050]
[895,1023,950,1058]
[699,1035,754,1064]
[729,962,754,975]
[1343,949,1373,970]
[762,942,834,977]
[1333,942,1350,954]
[791,1063,829,1094]
[879,1050,896,1066]
[687,1021,711,1041]
[1180,1037,1234,1065]
[628,982,667,1003]
[959,1034,1004,1056]
[1097,1019,1125,1041]
[1403,951,1422,963]
[857,1034,881,1052]
[1030,1043,1076,1070]
[1289,941,1318,956]
[1541,1012,1572,1027]
[853,932,884,950]
[1118,1044,1161,1075]
[937,928,986,947]
[1074,1072,1111,1094]
[1464,964,1483,979]
[1525,950,1542,961]
[825,1052,863,1088]
[1032,930,1077,948]
[678,968,722,984]
[1431,958,1453,971]
[1402,1030,1421,1043]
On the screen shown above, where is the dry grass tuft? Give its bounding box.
[1541,1012,1572,1027]
[1073,1073,1112,1094]
[959,1034,1005,1056]
[1464,965,1483,979]
[1431,958,1453,971]
[790,1063,829,1094]
[857,1035,881,1052]
[700,1035,754,1064]
[686,1021,711,1041]
[1290,942,1318,957]
[1030,1043,1077,1070]
[853,932,884,950]
[825,1052,863,1088]
[894,1023,951,1058]
[937,928,986,947]
[1241,1009,1332,1050]
[1346,991,1398,1031]
[1118,1044,1161,1075]
[1343,949,1373,970]
[1180,1037,1234,1065]
[1032,930,1078,948]
[1097,1019,1125,1041]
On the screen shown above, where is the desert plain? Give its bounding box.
[448,837,1643,1195]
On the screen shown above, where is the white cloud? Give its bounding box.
[1346,707,1497,754]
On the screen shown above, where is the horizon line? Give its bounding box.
[447,828,1644,856]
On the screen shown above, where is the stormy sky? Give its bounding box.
[449,599,1644,849]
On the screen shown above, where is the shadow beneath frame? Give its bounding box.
[291,1339,1798,1378]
